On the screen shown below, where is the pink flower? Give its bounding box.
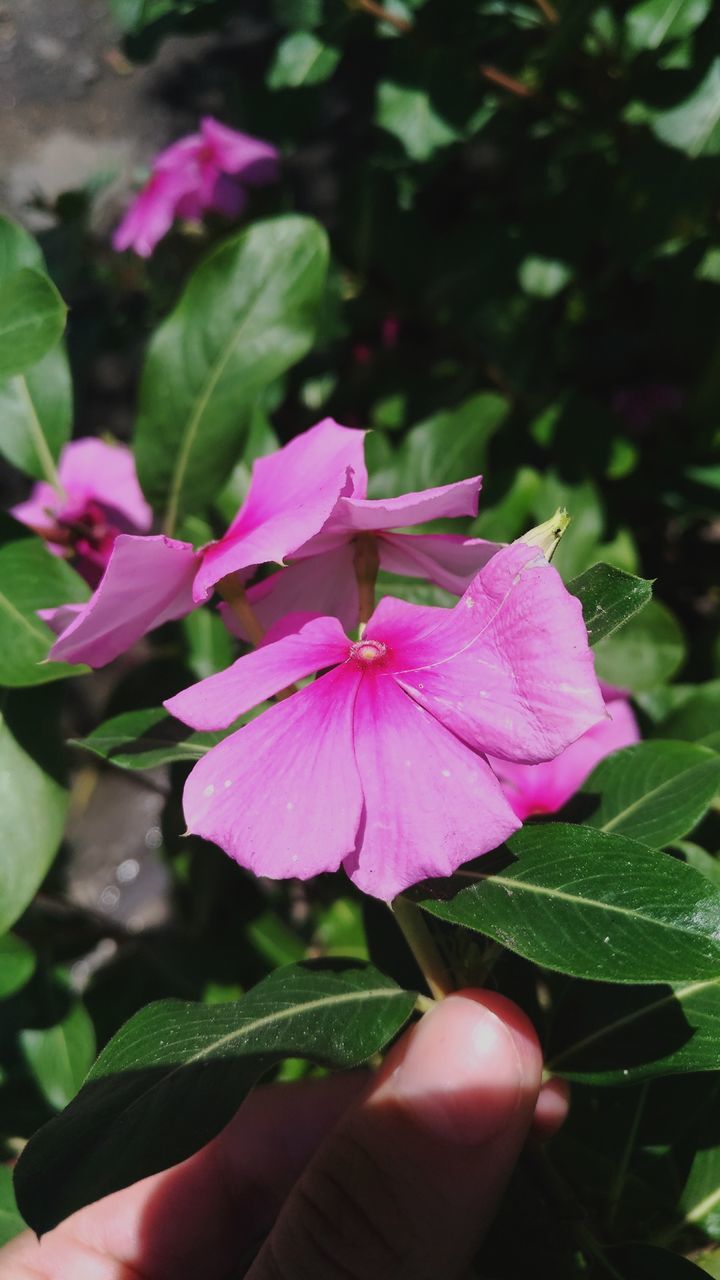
[47,418,499,668]
[197,429,499,636]
[11,438,152,588]
[164,542,605,900]
[489,688,639,819]
[45,419,364,667]
[113,117,280,258]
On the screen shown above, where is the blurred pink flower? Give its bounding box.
[45,419,366,667]
[489,688,639,819]
[164,542,605,900]
[11,437,152,588]
[113,117,280,258]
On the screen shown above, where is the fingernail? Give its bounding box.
[391,994,532,1146]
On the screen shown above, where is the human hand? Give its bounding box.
[1,990,568,1280]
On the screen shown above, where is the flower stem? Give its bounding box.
[354,532,380,635]
[217,573,295,699]
[391,896,454,1001]
[351,0,412,34]
[217,574,265,648]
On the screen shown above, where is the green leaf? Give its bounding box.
[606,1245,710,1278]
[14,960,416,1234]
[680,1146,720,1241]
[651,59,720,157]
[181,608,234,680]
[0,518,89,687]
[0,1167,25,1247]
[0,346,73,484]
[626,0,711,50]
[594,598,685,691]
[0,213,43,276]
[547,973,720,1083]
[419,824,720,983]
[71,706,236,770]
[272,0,323,27]
[0,692,68,936]
[214,408,280,525]
[21,998,96,1112]
[370,393,509,498]
[376,81,460,162]
[518,255,573,298]
[108,0,178,31]
[0,934,35,1000]
[0,268,67,380]
[583,741,720,846]
[471,466,542,542]
[657,681,720,742]
[567,563,653,645]
[134,216,329,531]
[0,218,71,485]
[678,842,720,888]
[267,31,341,88]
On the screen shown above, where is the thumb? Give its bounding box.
[248,990,542,1280]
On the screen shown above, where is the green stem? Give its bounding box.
[15,375,65,497]
[390,896,454,1001]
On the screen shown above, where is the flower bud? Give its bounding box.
[519,507,570,562]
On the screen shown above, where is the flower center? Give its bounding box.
[350,639,387,665]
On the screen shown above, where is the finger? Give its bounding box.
[532,1077,570,1142]
[0,1071,368,1280]
[248,989,542,1280]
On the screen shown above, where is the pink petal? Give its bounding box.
[112,166,197,257]
[490,697,640,818]
[344,674,520,900]
[221,544,360,641]
[165,613,350,730]
[319,476,482,538]
[38,603,84,635]
[363,593,449,654]
[153,134,205,171]
[11,482,61,532]
[173,189,206,221]
[182,666,363,880]
[207,173,248,218]
[379,531,501,595]
[56,439,152,532]
[200,117,280,184]
[48,534,198,667]
[391,541,606,764]
[193,419,367,603]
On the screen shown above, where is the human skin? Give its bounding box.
[1,990,568,1280]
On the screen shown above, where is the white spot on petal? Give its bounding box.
[203,784,215,798]
[224,779,232,788]
[286,801,295,811]
[441,769,451,778]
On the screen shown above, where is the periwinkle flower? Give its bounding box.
[113,117,280,258]
[164,542,605,900]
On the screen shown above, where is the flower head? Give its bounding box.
[113,117,280,258]
[164,542,605,900]
[11,438,152,587]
